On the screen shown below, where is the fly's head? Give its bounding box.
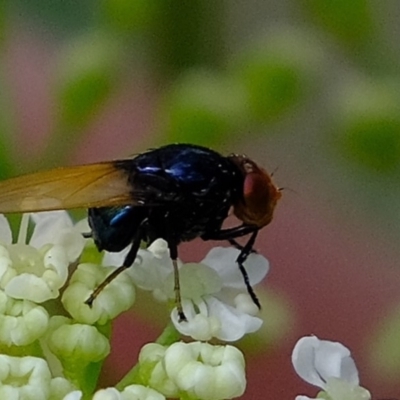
[228,154,282,228]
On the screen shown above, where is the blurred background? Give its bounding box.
[1,1,400,398]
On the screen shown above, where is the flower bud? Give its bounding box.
[62,263,135,325]
[49,323,110,364]
[92,385,166,400]
[0,291,49,346]
[164,342,246,400]
[138,343,179,398]
[0,355,52,399]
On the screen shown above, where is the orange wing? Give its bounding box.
[0,162,135,213]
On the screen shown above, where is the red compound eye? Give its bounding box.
[230,157,281,227]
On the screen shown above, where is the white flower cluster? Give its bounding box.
[0,210,382,400]
[104,240,268,342]
[0,211,269,400]
[0,211,136,399]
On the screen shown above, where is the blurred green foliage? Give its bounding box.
[56,34,122,131]
[232,29,323,123]
[301,0,375,48]
[102,0,158,34]
[10,0,98,35]
[370,307,400,380]
[161,70,247,146]
[335,80,400,172]
[2,0,399,175]
[0,78,17,179]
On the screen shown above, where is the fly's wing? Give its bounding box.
[0,161,136,213]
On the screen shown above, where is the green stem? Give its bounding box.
[115,362,141,391]
[116,322,181,390]
[155,322,181,346]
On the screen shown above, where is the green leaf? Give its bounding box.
[161,69,247,146]
[301,0,375,47]
[56,32,121,131]
[40,32,122,166]
[10,0,98,36]
[341,119,400,172]
[233,28,323,124]
[0,75,17,178]
[335,80,400,172]
[101,0,159,34]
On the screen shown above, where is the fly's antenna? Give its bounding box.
[270,165,279,177]
[278,187,298,196]
[269,166,298,196]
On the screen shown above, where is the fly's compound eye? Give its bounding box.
[233,158,282,228]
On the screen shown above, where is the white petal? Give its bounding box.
[10,303,49,346]
[3,244,69,302]
[103,246,130,268]
[171,299,219,341]
[314,342,358,385]
[206,296,263,341]
[62,390,83,400]
[147,239,170,258]
[137,344,179,398]
[163,263,222,301]
[0,215,12,245]
[43,245,70,285]
[0,293,49,346]
[295,396,315,400]
[234,293,260,316]
[202,247,269,288]
[129,253,172,292]
[0,355,52,399]
[74,218,90,234]
[30,211,73,247]
[292,336,359,390]
[50,377,77,400]
[93,388,121,400]
[0,247,14,283]
[53,230,85,262]
[5,274,55,302]
[30,212,84,262]
[122,385,166,400]
[172,296,262,342]
[103,239,174,293]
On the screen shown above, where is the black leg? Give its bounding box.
[228,238,257,254]
[85,223,145,307]
[167,238,187,322]
[203,225,261,309]
[235,230,261,309]
[202,224,257,241]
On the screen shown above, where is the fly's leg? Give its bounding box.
[167,240,186,322]
[203,226,261,309]
[85,224,144,307]
[228,238,257,255]
[234,230,260,309]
